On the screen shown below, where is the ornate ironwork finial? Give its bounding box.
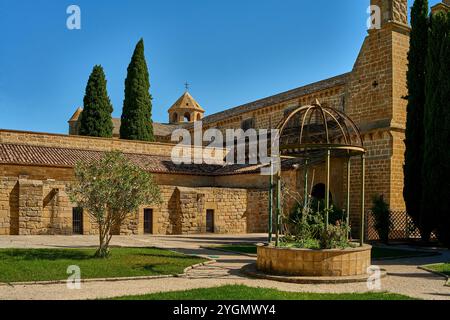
[184,81,190,92]
[313,99,321,107]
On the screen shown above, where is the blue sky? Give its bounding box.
[0,0,441,134]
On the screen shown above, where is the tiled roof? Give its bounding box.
[69,110,183,138]
[195,73,350,126]
[0,143,300,176]
[68,107,83,122]
[168,92,205,112]
[111,118,183,138]
[0,143,267,176]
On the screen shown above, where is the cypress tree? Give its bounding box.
[78,65,114,138]
[120,39,154,141]
[435,12,450,247]
[403,0,429,241]
[422,11,448,242]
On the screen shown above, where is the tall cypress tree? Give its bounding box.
[78,65,114,138]
[435,12,450,247]
[120,39,154,141]
[422,11,448,242]
[404,0,429,241]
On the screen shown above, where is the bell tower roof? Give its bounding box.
[168,91,205,113]
[68,107,83,122]
[168,90,205,124]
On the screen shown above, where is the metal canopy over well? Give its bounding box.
[269,100,367,246]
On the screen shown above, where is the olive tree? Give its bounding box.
[68,151,161,258]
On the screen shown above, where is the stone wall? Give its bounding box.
[0,178,18,235]
[0,176,268,236]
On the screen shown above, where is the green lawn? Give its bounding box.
[0,247,206,283]
[113,285,415,300]
[209,244,434,260]
[425,262,450,276]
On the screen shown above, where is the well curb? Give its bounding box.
[241,263,387,284]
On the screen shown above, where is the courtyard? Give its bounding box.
[0,234,448,300]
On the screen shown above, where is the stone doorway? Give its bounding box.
[206,209,214,233]
[144,209,153,234]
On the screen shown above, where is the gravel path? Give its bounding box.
[0,235,448,300]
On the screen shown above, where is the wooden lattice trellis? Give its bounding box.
[366,210,437,241]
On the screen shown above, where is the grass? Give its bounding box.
[0,247,206,283]
[424,262,450,276]
[113,284,415,300]
[209,244,434,260]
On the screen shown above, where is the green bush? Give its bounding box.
[320,222,351,249]
[371,195,392,244]
[283,202,351,250]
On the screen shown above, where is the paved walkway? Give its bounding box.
[0,235,448,300]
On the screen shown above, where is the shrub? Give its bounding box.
[283,203,351,250]
[371,195,392,244]
[320,221,351,249]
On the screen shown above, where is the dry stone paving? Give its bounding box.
[0,234,448,300]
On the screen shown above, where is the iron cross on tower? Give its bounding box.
[184,81,190,92]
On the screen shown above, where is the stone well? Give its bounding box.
[256,244,372,277]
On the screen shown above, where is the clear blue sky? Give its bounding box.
[0,0,441,134]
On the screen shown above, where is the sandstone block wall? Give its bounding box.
[0,176,269,236]
[0,178,18,235]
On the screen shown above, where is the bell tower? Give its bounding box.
[344,0,410,224]
[168,90,205,124]
[371,0,408,27]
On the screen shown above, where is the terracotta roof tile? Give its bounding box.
[0,143,269,176]
[192,73,349,127]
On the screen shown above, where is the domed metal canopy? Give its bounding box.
[276,100,365,159]
[268,100,367,248]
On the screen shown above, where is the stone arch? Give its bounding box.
[184,112,191,122]
[172,112,178,123]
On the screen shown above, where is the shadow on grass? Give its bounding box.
[137,253,202,260]
[0,249,95,261]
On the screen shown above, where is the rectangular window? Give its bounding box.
[72,207,83,235]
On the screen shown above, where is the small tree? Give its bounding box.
[79,65,114,138]
[371,195,391,244]
[68,151,161,258]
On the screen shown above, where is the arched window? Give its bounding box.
[172,113,178,123]
[196,114,201,121]
[184,112,191,122]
